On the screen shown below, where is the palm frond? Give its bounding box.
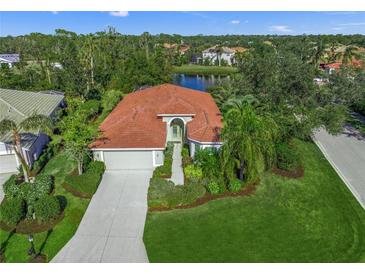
[19,114,53,135]
[0,119,17,135]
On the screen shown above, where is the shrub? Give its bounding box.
[153,143,173,179]
[148,178,206,208]
[64,161,105,198]
[34,174,54,195]
[0,198,25,226]
[34,196,61,222]
[88,161,106,174]
[3,175,20,198]
[194,148,221,178]
[182,146,192,167]
[206,181,220,195]
[184,164,203,182]
[228,179,242,193]
[276,142,301,171]
[78,99,101,119]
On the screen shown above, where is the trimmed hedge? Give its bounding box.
[148,178,206,209]
[276,142,301,171]
[153,143,174,179]
[3,175,21,198]
[34,196,61,223]
[0,198,26,226]
[63,161,105,198]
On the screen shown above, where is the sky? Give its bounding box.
[0,11,365,36]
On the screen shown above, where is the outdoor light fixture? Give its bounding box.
[28,235,35,256]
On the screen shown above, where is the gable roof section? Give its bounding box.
[0,88,64,121]
[91,84,222,149]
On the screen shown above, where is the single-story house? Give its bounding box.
[0,88,64,173]
[91,84,222,170]
[0,54,20,68]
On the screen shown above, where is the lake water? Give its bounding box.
[172,74,228,92]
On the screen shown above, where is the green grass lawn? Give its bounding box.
[143,140,365,262]
[172,64,238,76]
[0,152,90,262]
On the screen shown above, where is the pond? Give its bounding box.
[172,74,229,92]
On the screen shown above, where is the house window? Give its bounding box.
[173,126,178,138]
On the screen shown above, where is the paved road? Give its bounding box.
[52,170,152,263]
[313,124,365,209]
[0,172,15,203]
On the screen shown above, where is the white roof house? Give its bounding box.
[0,54,20,68]
[202,46,247,66]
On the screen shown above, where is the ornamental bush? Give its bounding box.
[206,181,220,195]
[228,179,242,193]
[34,174,54,195]
[276,142,301,171]
[0,197,26,226]
[184,164,203,182]
[3,175,20,198]
[34,195,61,223]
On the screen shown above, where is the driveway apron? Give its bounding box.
[52,170,152,263]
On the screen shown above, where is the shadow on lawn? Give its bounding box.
[0,229,16,262]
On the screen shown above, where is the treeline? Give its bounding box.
[0,29,365,98]
[0,28,172,98]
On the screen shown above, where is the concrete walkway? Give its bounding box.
[52,170,152,263]
[170,143,184,185]
[0,172,15,203]
[313,124,365,210]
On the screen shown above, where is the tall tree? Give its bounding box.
[222,102,278,181]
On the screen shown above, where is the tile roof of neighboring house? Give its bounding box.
[0,54,20,63]
[231,47,248,53]
[202,45,235,54]
[91,84,222,149]
[323,59,364,70]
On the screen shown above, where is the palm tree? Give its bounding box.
[0,114,53,182]
[311,40,326,68]
[342,45,360,65]
[325,42,341,64]
[222,102,278,181]
[214,45,224,66]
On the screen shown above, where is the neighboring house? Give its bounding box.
[0,54,20,68]
[91,84,222,170]
[0,88,64,173]
[163,43,190,55]
[321,59,363,74]
[202,46,247,65]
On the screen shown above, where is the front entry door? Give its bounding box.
[172,124,182,142]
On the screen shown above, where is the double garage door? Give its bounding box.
[0,154,18,173]
[103,151,153,170]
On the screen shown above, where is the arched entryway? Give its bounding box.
[169,118,185,143]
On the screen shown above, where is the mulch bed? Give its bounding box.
[272,166,304,179]
[0,213,64,234]
[149,181,259,212]
[29,254,47,263]
[62,183,92,199]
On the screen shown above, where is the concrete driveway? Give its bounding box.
[52,169,152,263]
[313,124,365,209]
[0,172,15,203]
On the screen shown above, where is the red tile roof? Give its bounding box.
[91,84,222,149]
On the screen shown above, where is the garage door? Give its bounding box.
[0,154,18,173]
[103,151,153,170]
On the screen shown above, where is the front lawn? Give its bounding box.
[172,64,238,76]
[143,140,365,262]
[0,152,90,262]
